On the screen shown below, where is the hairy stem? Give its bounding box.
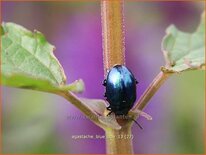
[133,71,171,111]
[101,0,133,154]
[105,125,134,154]
[101,0,125,76]
[57,91,105,128]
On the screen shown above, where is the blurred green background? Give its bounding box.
[2,1,205,154]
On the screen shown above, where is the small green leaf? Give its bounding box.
[161,11,205,73]
[1,22,84,93]
[99,114,121,130]
[79,98,107,115]
[78,98,121,129]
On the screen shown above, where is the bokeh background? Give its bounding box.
[2,1,205,154]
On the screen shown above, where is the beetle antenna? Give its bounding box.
[130,117,143,129]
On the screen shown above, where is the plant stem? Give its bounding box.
[133,71,171,111]
[101,0,133,154]
[57,91,105,128]
[105,125,134,154]
[101,0,125,75]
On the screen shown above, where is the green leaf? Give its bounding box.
[161,11,205,73]
[1,22,84,93]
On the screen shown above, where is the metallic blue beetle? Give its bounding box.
[103,65,138,116]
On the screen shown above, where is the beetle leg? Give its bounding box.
[104,92,107,97]
[135,79,139,84]
[106,106,111,110]
[107,111,113,116]
[106,106,113,116]
[102,79,107,86]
